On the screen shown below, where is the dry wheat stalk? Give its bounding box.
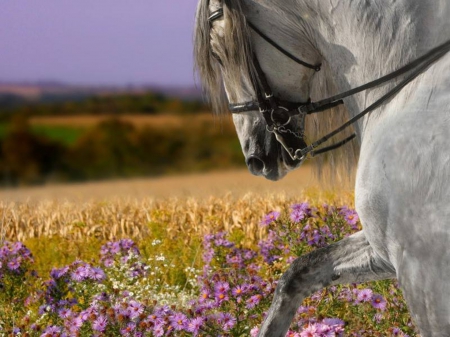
[0,190,353,246]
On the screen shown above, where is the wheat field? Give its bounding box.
[0,166,354,243]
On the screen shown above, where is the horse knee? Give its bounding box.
[277,246,335,298]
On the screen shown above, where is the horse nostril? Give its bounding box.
[246,156,265,176]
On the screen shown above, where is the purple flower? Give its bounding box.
[322,318,345,327]
[7,259,20,270]
[371,294,387,310]
[214,281,230,294]
[246,294,262,309]
[40,325,62,336]
[290,203,312,222]
[340,207,359,228]
[338,287,353,302]
[69,316,83,332]
[204,234,215,242]
[50,266,69,279]
[307,230,323,246]
[117,306,131,320]
[390,327,410,336]
[374,313,383,323]
[199,288,211,302]
[232,284,247,297]
[356,288,373,303]
[89,267,106,281]
[128,300,144,319]
[248,263,261,273]
[215,291,229,303]
[110,242,121,254]
[92,315,108,332]
[121,239,135,250]
[120,322,136,335]
[218,312,237,331]
[226,253,243,266]
[58,308,72,319]
[71,266,89,282]
[291,203,310,212]
[187,317,204,336]
[202,248,214,265]
[100,239,140,266]
[260,211,280,226]
[103,258,114,267]
[214,238,235,248]
[170,312,188,331]
[153,323,165,337]
[290,209,306,223]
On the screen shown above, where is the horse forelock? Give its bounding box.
[194,0,255,115]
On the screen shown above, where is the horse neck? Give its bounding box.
[301,0,450,136]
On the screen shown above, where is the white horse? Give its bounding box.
[194,0,450,336]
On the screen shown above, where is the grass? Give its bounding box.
[0,122,86,145]
[31,125,86,145]
[0,124,7,138]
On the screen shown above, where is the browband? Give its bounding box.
[208,8,223,23]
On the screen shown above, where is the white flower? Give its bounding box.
[151,239,162,246]
[156,255,165,261]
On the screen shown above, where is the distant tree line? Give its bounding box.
[0,92,208,120]
[0,116,244,186]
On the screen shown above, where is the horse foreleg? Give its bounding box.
[257,231,396,337]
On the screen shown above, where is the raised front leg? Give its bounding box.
[257,231,396,337]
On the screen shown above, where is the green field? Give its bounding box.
[30,125,86,145]
[0,123,85,145]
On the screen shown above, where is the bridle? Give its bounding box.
[208,7,450,161]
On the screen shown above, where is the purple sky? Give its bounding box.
[0,1,200,86]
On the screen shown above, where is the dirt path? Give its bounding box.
[0,166,319,202]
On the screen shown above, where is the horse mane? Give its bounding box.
[308,63,359,183]
[194,0,359,182]
[194,0,256,114]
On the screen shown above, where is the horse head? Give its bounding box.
[194,0,322,181]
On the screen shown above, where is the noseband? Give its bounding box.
[208,7,450,160]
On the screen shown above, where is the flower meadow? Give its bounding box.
[0,202,418,336]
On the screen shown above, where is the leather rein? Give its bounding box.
[209,8,450,160]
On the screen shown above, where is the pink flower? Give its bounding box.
[250,327,259,337]
[300,324,318,337]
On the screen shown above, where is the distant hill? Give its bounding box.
[0,82,203,105]
[0,82,208,117]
